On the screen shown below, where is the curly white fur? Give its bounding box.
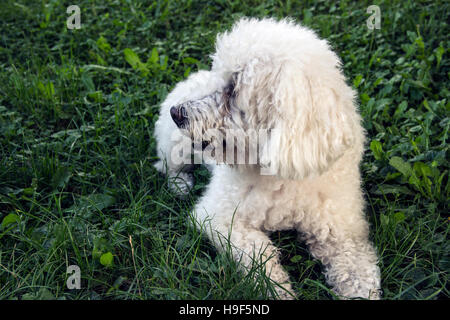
[154,18,381,299]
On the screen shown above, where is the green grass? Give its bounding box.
[0,0,448,300]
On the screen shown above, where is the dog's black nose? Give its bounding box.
[170,106,186,128]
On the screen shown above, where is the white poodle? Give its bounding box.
[154,18,381,300]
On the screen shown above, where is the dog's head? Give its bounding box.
[170,18,363,179]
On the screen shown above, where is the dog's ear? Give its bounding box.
[258,63,364,180]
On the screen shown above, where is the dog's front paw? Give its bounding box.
[368,288,382,300]
[275,285,296,300]
[153,160,165,174]
[167,172,194,197]
[269,281,296,300]
[153,161,194,197]
[332,286,382,300]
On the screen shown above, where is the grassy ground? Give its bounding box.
[0,0,448,300]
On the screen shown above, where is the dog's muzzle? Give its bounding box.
[170,106,187,128]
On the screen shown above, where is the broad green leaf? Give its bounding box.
[100,252,114,267]
[184,67,191,78]
[160,55,168,70]
[37,288,56,300]
[23,187,35,196]
[389,156,412,177]
[182,57,199,65]
[393,101,408,118]
[22,288,55,300]
[353,74,363,88]
[87,91,104,103]
[124,48,149,76]
[123,48,141,69]
[1,213,19,228]
[92,247,103,259]
[370,140,383,160]
[66,193,115,214]
[393,212,406,224]
[408,174,421,189]
[414,36,425,51]
[435,45,445,67]
[413,162,432,177]
[92,237,109,259]
[375,184,414,195]
[96,36,111,53]
[83,193,115,211]
[147,48,159,65]
[380,214,389,226]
